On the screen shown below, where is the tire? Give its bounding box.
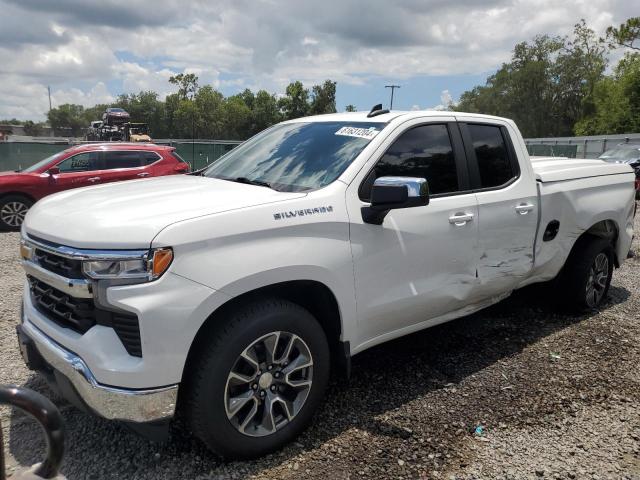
[558,235,614,312]
[0,195,33,231]
[185,298,330,459]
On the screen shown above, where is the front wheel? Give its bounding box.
[558,235,614,312]
[0,195,33,230]
[185,299,330,459]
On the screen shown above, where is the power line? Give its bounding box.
[385,85,401,110]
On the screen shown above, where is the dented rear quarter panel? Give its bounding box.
[521,172,636,287]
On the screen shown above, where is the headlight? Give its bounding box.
[82,248,173,281]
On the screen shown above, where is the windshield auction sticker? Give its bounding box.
[335,126,380,140]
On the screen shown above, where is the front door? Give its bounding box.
[347,120,479,348]
[46,151,103,194]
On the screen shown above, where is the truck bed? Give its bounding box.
[523,156,635,288]
[530,156,632,182]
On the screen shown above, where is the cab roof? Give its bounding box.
[284,110,513,124]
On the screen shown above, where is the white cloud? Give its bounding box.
[0,0,634,120]
[428,90,456,111]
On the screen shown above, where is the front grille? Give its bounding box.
[28,275,142,357]
[34,248,84,279]
[29,276,95,333]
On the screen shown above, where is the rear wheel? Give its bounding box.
[0,195,33,230]
[185,299,330,459]
[558,235,614,312]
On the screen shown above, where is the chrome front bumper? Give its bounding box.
[19,319,178,424]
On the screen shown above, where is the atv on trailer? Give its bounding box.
[125,123,152,142]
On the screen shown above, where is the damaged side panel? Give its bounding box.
[519,173,635,287]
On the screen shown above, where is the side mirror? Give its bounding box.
[174,162,190,173]
[362,176,429,225]
[47,166,60,176]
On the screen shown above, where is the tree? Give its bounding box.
[278,81,309,119]
[574,53,640,134]
[169,73,199,100]
[455,21,608,137]
[221,95,252,139]
[309,80,337,115]
[251,90,281,135]
[238,88,255,110]
[345,104,357,112]
[47,104,87,136]
[115,91,167,137]
[606,17,640,51]
[194,85,225,138]
[23,120,43,136]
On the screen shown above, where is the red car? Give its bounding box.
[0,143,190,230]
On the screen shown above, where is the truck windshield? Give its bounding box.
[203,121,385,192]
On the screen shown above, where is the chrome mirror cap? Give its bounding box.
[372,176,428,198]
[362,176,430,225]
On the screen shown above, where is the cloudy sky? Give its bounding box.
[0,0,635,121]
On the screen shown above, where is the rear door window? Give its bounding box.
[140,151,161,165]
[466,124,517,188]
[102,151,143,169]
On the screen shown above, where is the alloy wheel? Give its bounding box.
[585,252,609,308]
[224,331,313,437]
[0,201,29,227]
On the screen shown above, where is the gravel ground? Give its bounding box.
[1,218,639,480]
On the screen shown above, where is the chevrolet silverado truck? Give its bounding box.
[15,107,636,459]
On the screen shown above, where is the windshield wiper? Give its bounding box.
[232,177,274,189]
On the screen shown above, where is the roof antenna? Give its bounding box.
[367,103,390,118]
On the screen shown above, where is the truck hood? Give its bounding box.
[24,175,306,249]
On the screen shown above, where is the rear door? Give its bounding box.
[100,150,158,183]
[458,120,539,297]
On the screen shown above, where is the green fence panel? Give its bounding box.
[526,144,578,158]
[165,142,238,171]
[0,141,240,172]
[0,142,69,172]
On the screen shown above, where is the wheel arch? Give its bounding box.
[181,280,349,387]
[577,219,620,266]
[0,191,36,203]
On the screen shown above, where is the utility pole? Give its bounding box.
[385,84,400,110]
[47,86,52,112]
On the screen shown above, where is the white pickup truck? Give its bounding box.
[16,107,636,458]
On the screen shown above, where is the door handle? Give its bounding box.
[515,203,535,215]
[137,172,150,177]
[87,177,101,183]
[449,212,474,226]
